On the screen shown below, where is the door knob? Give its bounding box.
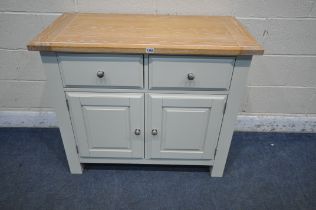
[96,70,105,78]
[187,73,195,80]
[134,129,141,135]
[151,129,158,136]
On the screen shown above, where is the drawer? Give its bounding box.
[149,56,235,90]
[58,54,143,88]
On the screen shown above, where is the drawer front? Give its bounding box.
[149,56,235,90]
[58,54,143,88]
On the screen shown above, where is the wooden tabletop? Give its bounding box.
[27,13,264,55]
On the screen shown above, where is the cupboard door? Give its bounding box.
[147,94,226,159]
[66,92,144,158]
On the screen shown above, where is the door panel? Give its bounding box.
[147,93,226,160]
[162,107,210,151]
[66,92,144,158]
[83,106,130,150]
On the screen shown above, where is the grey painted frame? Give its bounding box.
[41,52,83,174]
[41,52,252,177]
[211,56,252,177]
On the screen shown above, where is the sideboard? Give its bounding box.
[28,13,263,177]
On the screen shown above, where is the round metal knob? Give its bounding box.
[134,129,141,135]
[97,71,105,78]
[151,129,158,136]
[187,73,195,80]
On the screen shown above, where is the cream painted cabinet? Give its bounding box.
[28,13,263,177]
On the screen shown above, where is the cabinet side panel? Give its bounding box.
[211,56,252,177]
[40,52,83,174]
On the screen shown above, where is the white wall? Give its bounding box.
[0,0,316,116]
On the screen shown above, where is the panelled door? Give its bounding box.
[66,92,144,158]
[147,93,226,160]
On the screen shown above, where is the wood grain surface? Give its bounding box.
[28,13,264,55]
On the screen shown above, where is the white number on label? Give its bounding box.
[146,48,155,53]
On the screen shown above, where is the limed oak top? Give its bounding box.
[27,13,264,55]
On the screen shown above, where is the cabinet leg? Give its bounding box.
[210,165,224,177]
[68,162,83,174]
[209,56,252,178]
[41,53,83,175]
[63,143,83,174]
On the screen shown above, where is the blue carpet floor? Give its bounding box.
[0,128,315,210]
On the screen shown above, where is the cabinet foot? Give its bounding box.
[69,163,84,174]
[209,166,224,177]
